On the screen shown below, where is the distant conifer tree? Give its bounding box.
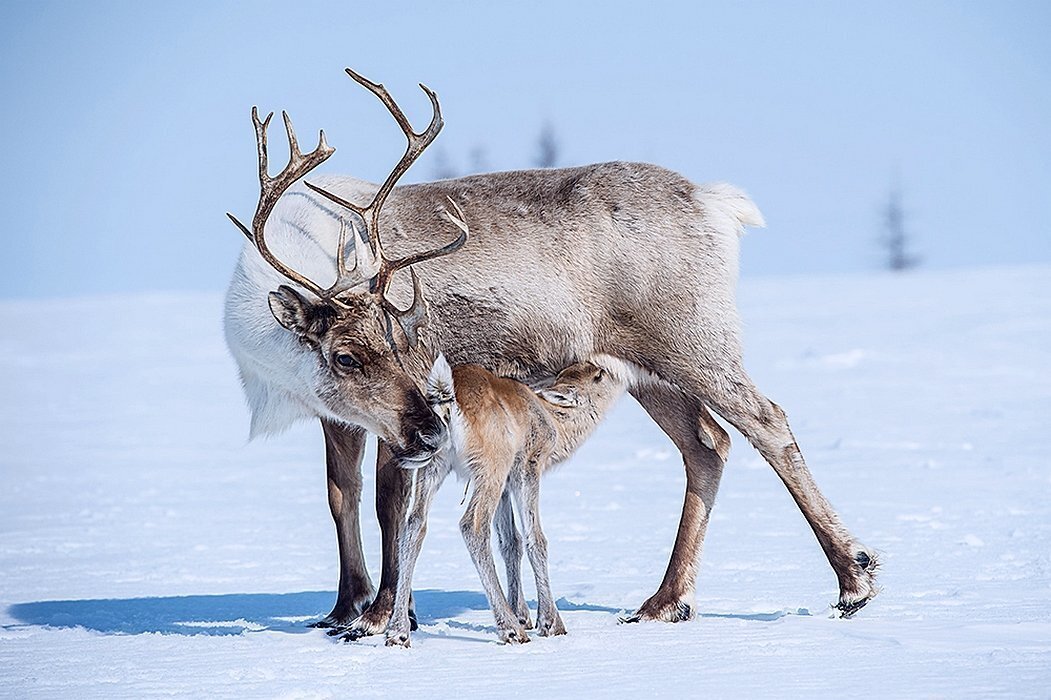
[881,184,920,271]
[535,122,559,169]
[432,147,458,180]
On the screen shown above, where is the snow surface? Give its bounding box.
[1,266,1049,698]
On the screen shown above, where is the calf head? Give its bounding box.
[538,362,625,413]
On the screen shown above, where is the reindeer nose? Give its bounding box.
[400,390,443,453]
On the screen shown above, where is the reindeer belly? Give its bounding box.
[427,285,595,384]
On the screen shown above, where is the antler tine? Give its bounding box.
[307,70,444,270]
[384,267,428,348]
[300,182,381,291]
[334,217,350,280]
[376,198,469,294]
[253,107,274,187]
[303,180,367,223]
[227,106,337,302]
[282,111,302,159]
[328,217,382,296]
[379,198,471,349]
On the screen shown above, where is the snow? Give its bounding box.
[2,265,1049,698]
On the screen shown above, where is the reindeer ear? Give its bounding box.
[429,353,454,387]
[538,387,580,408]
[268,285,313,336]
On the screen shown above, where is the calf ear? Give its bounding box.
[538,387,580,408]
[268,285,313,336]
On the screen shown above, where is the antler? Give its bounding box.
[304,69,470,344]
[380,199,470,347]
[227,108,373,305]
[228,70,470,346]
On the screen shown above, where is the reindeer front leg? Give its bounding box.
[313,421,374,629]
[333,442,414,641]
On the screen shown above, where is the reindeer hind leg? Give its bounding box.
[699,366,879,615]
[623,385,729,623]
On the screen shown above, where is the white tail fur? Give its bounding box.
[696,183,766,235]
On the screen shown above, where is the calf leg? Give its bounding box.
[494,488,532,629]
[314,420,373,628]
[461,471,530,644]
[386,462,450,647]
[513,471,566,636]
[624,385,730,623]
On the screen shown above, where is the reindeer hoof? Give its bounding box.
[309,594,373,629]
[835,548,880,618]
[327,608,391,642]
[312,615,355,631]
[621,596,693,623]
[835,596,872,618]
[332,628,364,642]
[310,608,363,630]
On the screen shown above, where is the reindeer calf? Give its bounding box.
[385,356,626,646]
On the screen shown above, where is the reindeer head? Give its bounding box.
[227,69,468,458]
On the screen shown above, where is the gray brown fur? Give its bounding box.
[226,159,879,636]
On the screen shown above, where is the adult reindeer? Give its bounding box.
[224,69,878,640]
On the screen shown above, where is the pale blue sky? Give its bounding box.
[2,1,1048,298]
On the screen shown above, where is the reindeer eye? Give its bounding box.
[335,353,363,370]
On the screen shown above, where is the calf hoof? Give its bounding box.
[537,614,567,637]
[513,604,533,630]
[385,630,412,648]
[499,626,531,645]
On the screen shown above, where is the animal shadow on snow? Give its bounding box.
[6,589,489,636]
[6,591,806,636]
